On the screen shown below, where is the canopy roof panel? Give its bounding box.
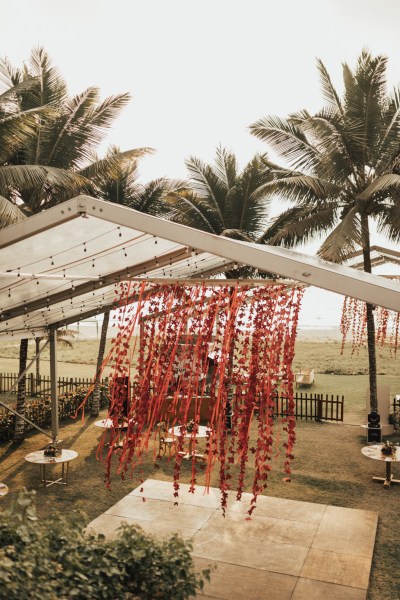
[0,196,399,339]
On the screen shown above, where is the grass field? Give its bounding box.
[0,337,399,599]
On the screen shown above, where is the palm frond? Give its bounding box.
[214,146,237,190]
[185,155,226,221]
[258,204,337,247]
[357,173,400,200]
[249,115,320,172]
[318,207,361,262]
[316,58,343,112]
[0,195,25,228]
[376,203,400,242]
[166,189,222,234]
[79,147,154,181]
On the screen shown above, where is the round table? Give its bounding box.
[25,449,78,488]
[168,425,211,459]
[94,418,132,429]
[361,444,400,487]
[0,483,9,498]
[95,418,136,448]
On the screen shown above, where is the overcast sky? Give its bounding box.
[2,0,399,328]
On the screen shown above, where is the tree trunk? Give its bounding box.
[14,338,28,441]
[91,311,110,416]
[361,214,378,413]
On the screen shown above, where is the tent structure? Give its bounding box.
[1,195,400,440]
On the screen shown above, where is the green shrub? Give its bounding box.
[0,490,211,600]
[0,384,109,441]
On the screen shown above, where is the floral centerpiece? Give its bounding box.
[186,420,196,433]
[381,441,397,456]
[44,443,61,458]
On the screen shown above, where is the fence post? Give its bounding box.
[316,395,323,421]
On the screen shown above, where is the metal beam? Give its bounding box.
[49,326,59,442]
[78,196,400,312]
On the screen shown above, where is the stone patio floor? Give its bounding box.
[88,478,378,599]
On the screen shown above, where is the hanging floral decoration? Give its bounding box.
[340,296,400,355]
[79,282,303,515]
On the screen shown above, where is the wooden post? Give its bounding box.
[316,395,323,422]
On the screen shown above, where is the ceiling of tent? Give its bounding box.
[0,195,399,340]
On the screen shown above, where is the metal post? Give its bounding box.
[49,326,59,442]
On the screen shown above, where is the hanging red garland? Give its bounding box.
[79,282,303,515]
[340,296,400,356]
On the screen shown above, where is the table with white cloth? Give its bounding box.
[25,449,78,488]
[361,444,400,487]
[168,425,211,459]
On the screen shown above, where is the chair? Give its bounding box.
[156,422,176,457]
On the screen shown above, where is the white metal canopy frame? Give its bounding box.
[0,195,399,340]
[1,195,399,441]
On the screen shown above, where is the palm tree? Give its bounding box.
[250,50,400,413]
[163,146,278,281]
[1,47,150,214]
[1,47,146,437]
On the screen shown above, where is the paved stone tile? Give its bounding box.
[311,505,378,558]
[226,493,327,524]
[129,478,222,508]
[105,495,215,530]
[202,510,318,547]
[192,529,308,576]
[86,513,137,540]
[87,479,377,599]
[292,578,367,599]
[193,558,297,600]
[300,548,372,589]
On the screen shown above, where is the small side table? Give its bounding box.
[168,425,211,459]
[25,449,78,488]
[361,444,400,487]
[94,418,135,448]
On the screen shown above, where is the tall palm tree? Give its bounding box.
[1,47,149,213]
[250,50,400,413]
[1,47,146,437]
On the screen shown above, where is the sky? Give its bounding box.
[2,0,400,328]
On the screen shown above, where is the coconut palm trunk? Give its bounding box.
[14,338,28,441]
[361,215,378,413]
[91,311,110,416]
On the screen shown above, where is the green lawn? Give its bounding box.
[0,338,399,599]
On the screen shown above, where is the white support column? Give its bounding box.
[49,326,59,442]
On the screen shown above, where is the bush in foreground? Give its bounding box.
[0,490,211,599]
